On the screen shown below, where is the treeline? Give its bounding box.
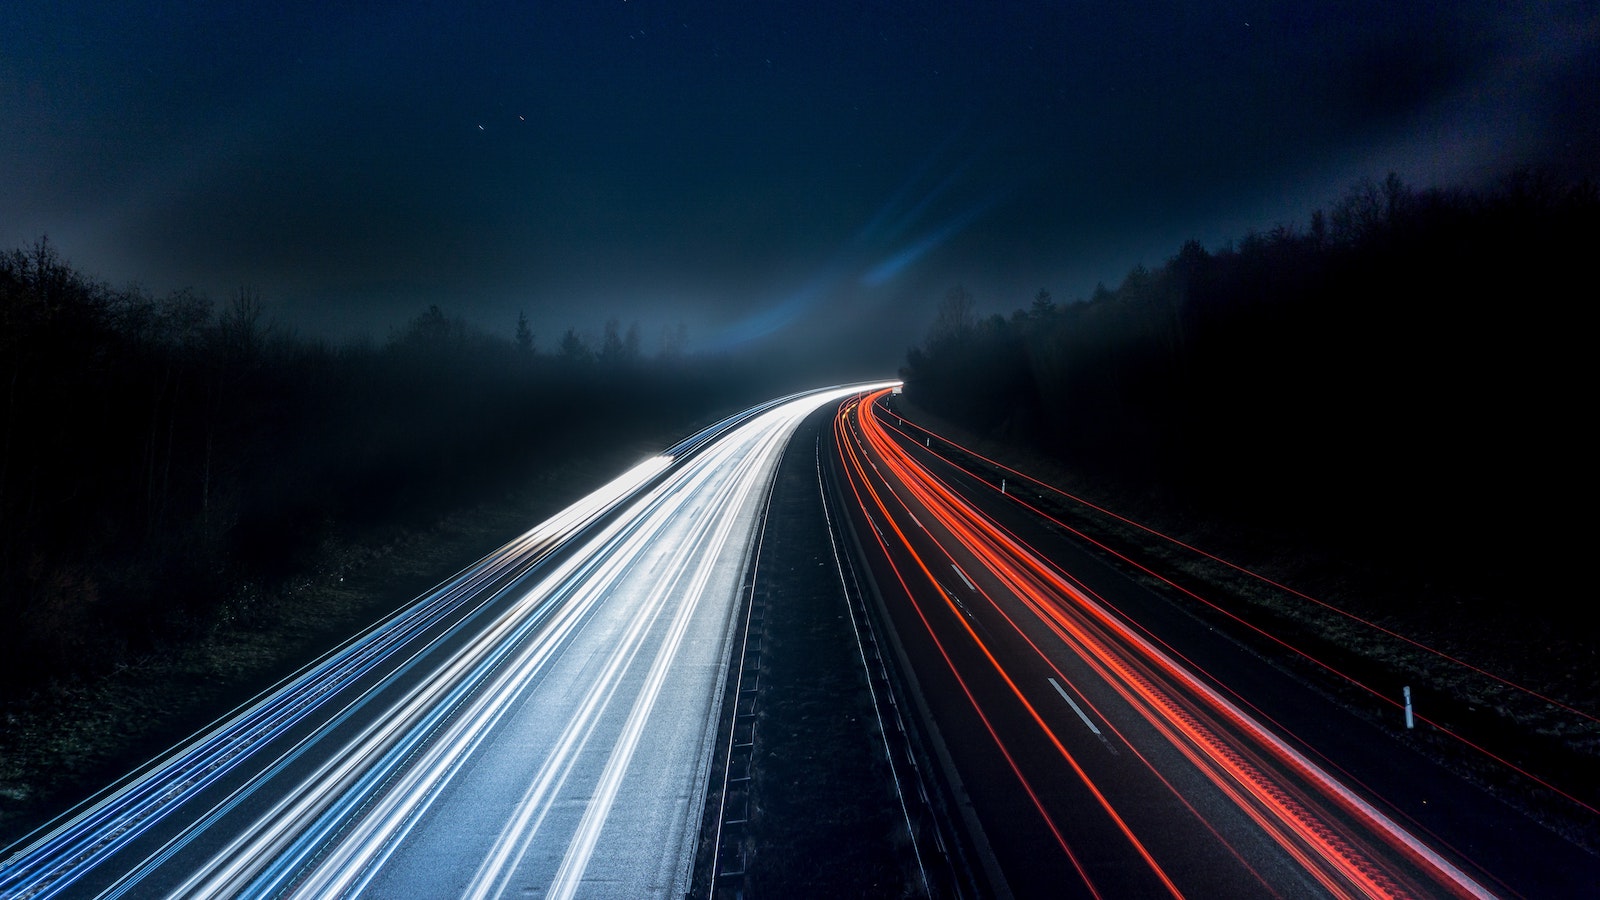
[901,172,1596,605]
[0,241,774,696]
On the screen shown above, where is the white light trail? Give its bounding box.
[1,383,897,900]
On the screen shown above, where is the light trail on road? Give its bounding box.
[2,383,893,900]
[833,388,1503,899]
[888,411,1600,814]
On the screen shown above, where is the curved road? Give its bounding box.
[0,383,894,900]
[8,382,1593,898]
[829,387,1599,899]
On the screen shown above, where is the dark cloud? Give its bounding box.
[4,1,1596,371]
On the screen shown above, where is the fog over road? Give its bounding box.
[0,384,893,900]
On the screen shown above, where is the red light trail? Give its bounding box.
[833,388,1500,899]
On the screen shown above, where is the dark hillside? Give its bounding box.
[900,173,1597,633]
[0,242,790,701]
[0,241,814,840]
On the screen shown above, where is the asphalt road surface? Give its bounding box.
[828,387,1600,899]
[0,384,894,900]
[8,381,1594,899]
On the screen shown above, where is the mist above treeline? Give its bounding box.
[0,249,810,696]
[900,170,1597,623]
[5,167,1594,698]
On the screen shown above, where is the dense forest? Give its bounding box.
[901,172,1596,621]
[0,245,785,700]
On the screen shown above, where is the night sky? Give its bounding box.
[5,1,1597,373]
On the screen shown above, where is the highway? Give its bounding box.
[7,381,1594,899]
[829,387,1599,899]
[0,383,894,900]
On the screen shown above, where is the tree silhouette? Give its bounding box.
[0,244,805,697]
[515,310,534,354]
[899,170,1599,616]
[558,327,590,362]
